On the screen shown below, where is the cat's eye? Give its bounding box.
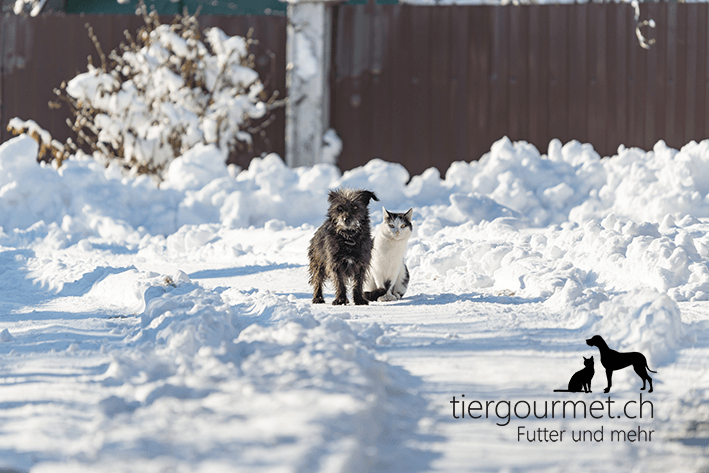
[389,224,395,228]
[401,224,406,228]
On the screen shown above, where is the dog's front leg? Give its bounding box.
[604,369,613,393]
[310,264,326,304]
[352,271,369,306]
[312,284,325,304]
[332,273,349,305]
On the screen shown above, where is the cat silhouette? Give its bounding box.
[554,356,594,393]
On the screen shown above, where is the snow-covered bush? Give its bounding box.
[12,4,281,179]
[11,0,46,16]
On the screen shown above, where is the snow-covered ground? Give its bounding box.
[1,133,709,472]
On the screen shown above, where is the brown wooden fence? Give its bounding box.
[0,13,286,168]
[332,3,709,176]
[3,4,709,177]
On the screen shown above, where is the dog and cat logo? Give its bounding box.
[448,334,658,444]
[555,335,656,393]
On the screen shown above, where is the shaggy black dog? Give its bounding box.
[308,188,379,305]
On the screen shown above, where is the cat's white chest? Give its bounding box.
[371,225,409,275]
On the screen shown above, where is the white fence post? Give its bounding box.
[283,0,339,168]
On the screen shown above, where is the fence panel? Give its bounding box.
[4,5,709,177]
[331,3,709,177]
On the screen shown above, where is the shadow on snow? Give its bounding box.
[188,263,303,280]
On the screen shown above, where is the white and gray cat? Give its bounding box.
[364,208,413,302]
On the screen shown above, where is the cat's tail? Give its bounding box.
[553,389,570,392]
[364,288,387,302]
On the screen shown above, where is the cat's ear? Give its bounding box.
[583,357,588,361]
[382,207,390,220]
[404,208,413,220]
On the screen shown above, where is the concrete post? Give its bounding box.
[283,0,339,168]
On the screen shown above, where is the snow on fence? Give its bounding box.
[2,3,709,175]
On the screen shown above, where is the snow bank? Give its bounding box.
[9,133,709,235]
[593,289,687,366]
[76,267,429,471]
[3,132,706,358]
[4,131,709,298]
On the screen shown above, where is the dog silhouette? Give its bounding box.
[586,335,656,393]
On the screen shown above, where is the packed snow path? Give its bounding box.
[0,229,707,472]
[1,135,709,471]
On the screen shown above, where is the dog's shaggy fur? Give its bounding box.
[586,335,657,393]
[308,188,379,305]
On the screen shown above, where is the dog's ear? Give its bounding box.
[327,189,340,204]
[357,190,378,204]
